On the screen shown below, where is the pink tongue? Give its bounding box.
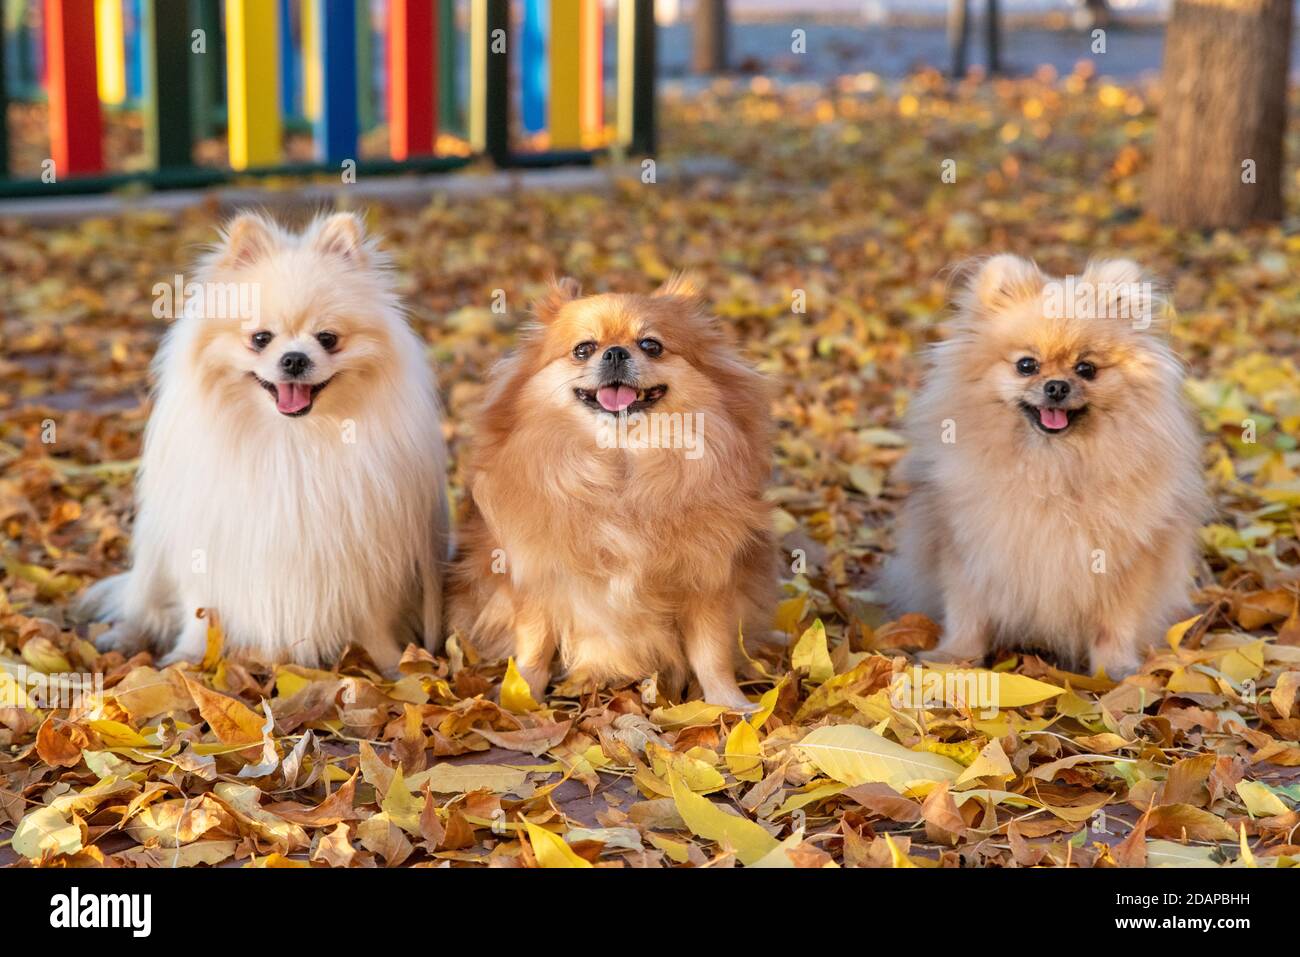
[597,385,637,412]
[276,382,313,414]
[1039,407,1068,430]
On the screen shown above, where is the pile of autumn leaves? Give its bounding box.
[1,599,1297,866]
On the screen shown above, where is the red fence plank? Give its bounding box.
[45,0,104,176]
[388,0,437,161]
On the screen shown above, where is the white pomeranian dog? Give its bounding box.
[80,212,449,669]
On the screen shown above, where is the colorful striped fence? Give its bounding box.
[0,0,658,196]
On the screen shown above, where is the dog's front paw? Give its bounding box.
[1089,649,1141,681]
[916,647,978,666]
[155,646,203,669]
[1090,630,1143,680]
[94,624,150,657]
[699,683,760,714]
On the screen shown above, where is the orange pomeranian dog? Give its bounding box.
[449,278,774,709]
[883,256,1207,678]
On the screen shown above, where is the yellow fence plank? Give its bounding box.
[94,0,126,105]
[549,0,581,149]
[226,0,283,169]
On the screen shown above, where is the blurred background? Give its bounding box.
[2,1,1295,182]
[661,1,1189,80]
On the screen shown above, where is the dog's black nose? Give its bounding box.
[1044,379,1070,402]
[602,346,630,365]
[280,352,311,377]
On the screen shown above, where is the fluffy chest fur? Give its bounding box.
[140,354,441,659]
[917,406,1199,651]
[470,426,764,680]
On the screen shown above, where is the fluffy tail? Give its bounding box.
[74,573,129,623]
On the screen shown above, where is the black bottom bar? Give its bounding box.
[0,865,1281,940]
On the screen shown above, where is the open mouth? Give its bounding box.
[575,382,668,414]
[1020,402,1086,435]
[253,374,334,417]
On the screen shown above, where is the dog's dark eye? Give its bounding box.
[573,341,596,360]
[1074,360,1097,380]
[251,331,273,351]
[638,338,663,357]
[317,331,339,352]
[1015,357,1039,376]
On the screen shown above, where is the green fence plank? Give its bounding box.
[484,0,508,165]
[628,0,655,155]
[189,0,223,142]
[438,0,460,136]
[145,0,195,168]
[356,0,374,132]
[0,1,8,177]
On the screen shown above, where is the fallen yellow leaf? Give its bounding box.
[1236,780,1289,818]
[667,768,778,865]
[724,718,763,782]
[525,820,592,868]
[182,675,266,746]
[792,619,834,684]
[1166,614,1201,651]
[13,806,83,860]
[500,657,540,713]
[796,724,963,793]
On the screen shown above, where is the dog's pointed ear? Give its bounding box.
[218,212,279,269]
[651,272,717,328]
[652,272,701,300]
[968,254,1045,311]
[1081,258,1143,289]
[310,212,369,264]
[1082,258,1157,328]
[534,277,581,323]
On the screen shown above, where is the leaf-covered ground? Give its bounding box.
[1,68,1299,867]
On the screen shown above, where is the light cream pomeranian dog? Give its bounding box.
[883,255,1206,678]
[80,212,449,669]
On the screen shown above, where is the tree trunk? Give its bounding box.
[947,0,970,78]
[985,0,1002,74]
[1148,0,1293,229]
[1083,0,1112,29]
[692,0,728,75]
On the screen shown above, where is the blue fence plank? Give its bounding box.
[521,0,546,135]
[125,0,144,101]
[314,0,358,163]
[278,0,299,117]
